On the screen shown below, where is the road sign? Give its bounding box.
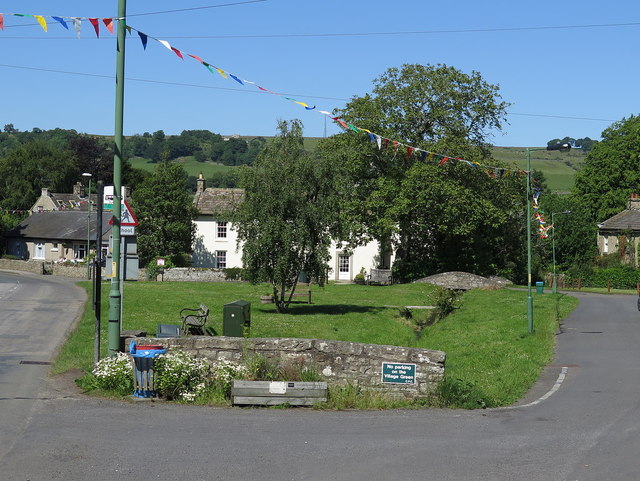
[121,226,136,236]
[109,200,139,227]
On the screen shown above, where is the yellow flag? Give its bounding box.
[294,101,309,108]
[215,68,228,79]
[35,15,48,32]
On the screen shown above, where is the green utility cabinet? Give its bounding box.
[223,300,251,337]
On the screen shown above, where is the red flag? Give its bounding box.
[89,18,100,37]
[407,146,414,160]
[188,54,204,63]
[171,47,184,59]
[102,18,114,34]
[382,138,390,149]
[0,14,4,30]
[392,141,399,150]
[438,157,449,166]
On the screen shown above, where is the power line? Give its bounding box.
[127,0,267,17]
[0,1,267,29]
[1,19,639,37]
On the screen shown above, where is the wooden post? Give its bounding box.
[578,278,582,290]
[607,279,611,293]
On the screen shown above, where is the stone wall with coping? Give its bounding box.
[0,259,44,274]
[157,268,230,282]
[133,336,446,398]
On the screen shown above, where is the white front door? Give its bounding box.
[338,254,351,281]
[34,242,45,259]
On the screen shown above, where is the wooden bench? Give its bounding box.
[367,268,392,286]
[180,303,209,335]
[232,381,328,406]
[285,288,312,304]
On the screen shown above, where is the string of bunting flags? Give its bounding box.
[1,11,548,237]
[0,12,120,37]
[532,188,551,239]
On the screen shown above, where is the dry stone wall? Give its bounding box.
[132,335,446,398]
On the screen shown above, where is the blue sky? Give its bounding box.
[1,0,639,149]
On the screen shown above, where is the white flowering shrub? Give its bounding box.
[91,352,134,395]
[211,359,250,395]
[155,350,212,402]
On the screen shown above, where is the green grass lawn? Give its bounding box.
[55,281,578,407]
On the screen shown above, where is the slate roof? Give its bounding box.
[598,209,640,231]
[193,188,244,216]
[6,211,113,241]
[45,193,97,212]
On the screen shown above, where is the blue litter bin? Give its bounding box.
[130,341,166,398]
[536,281,544,294]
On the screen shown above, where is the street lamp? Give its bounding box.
[82,172,92,280]
[552,210,572,294]
[526,143,571,333]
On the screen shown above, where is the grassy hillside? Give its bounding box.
[491,146,587,193]
[127,138,588,193]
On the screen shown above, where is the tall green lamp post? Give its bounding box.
[108,0,127,357]
[551,210,572,294]
[82,172,92,279]
[526,143,571,333]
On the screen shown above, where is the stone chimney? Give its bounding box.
[629,193,640,211]
[41,187,49,197]
[196,172,206,193]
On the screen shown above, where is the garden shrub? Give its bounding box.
[89,352,134,396]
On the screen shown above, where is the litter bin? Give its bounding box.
[223,300,251,337]
[536,281,544,294]
[129,341,166,398]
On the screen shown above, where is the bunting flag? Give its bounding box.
[34,15,47,32]
[52,16,68,29]
[137,31,148,50]
[102,18,114,34]
[0,14,4,30]
[89,18,99,37]
[71,17,82,38]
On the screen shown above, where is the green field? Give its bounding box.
[55,281,577,408]
[128,141,587,193]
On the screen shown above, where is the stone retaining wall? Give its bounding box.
[133,336,446,398]
[0,259,44,274]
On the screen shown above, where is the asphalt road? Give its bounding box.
[1,272,639,480]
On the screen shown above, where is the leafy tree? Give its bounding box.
[67,134,114,184]
[130,162,197,266]
[538,193,598,271]
[574,115,640,222]
[234,120,345,312]
[0,141,78,210]
[319,63,518,282]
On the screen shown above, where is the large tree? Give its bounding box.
[234,120,346,312]
[130,162,197,266]
[0,140,78,210]
[319,63,521,281]
[574,115,640,222]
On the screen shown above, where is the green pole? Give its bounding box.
[108,0,127,357]
[526,148,534,333]
[552,212,557,295]
[86,176,92,280]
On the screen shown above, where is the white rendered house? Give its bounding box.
[191,175,394,282]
